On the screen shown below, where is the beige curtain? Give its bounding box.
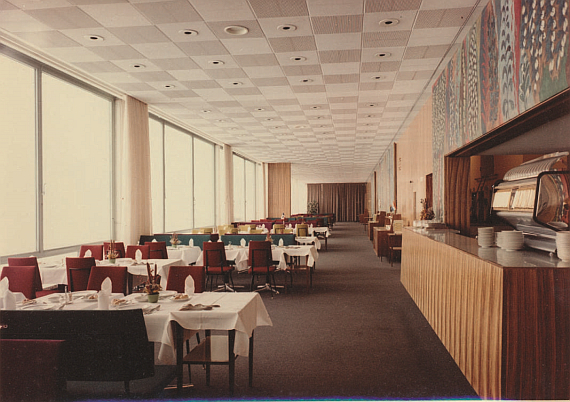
[224,145,233,223]
[117,96,152,245]
[307,183,367,222]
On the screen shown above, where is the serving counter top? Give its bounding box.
[407,227,568,269]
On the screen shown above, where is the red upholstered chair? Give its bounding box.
[126,245,150,260]
[145,241,168,259]
[247,241,278,295]
[65,257,96,292]
[166,266,206,294]
[6,257,58,298]
[0,266,37,300]
[79,245,104,260]
[103,242,125,259]
[0,339,65,402]
[203,241,235,291]
[87,266,128,294]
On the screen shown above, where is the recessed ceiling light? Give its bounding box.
[131,63,145,69]
[255,107,265,111]
[300,78,313,83]
[217,119,226,122]
[379,18,399,27]
[208,60,225,66]
[231,81,243,86]
[311,106,321,109]
[265,118,273,121]
[368,103,377,107]
[163,84,175,89]
[375,52,391,58]
[371,75,385,80]
[290,56,306,62]
[179,29,198,36]
[84,34,104,42]
[366,114,374,118]
[201,110,211,113]
[278,24,297,32]
[224,25,249,35]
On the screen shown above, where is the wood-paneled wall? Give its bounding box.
[267,163,291,218]
[401,229,503,399]
[395,99,433,225]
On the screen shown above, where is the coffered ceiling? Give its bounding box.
[0,0,485,183]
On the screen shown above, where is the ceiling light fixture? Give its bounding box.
[290,56,306,62]
[84,34,104,42]
[375,52,391,58]
[201,110,211,113]
[224,25,249,35]
[231,81,243,86]
[163,84,175,89]
[278,24,297,32]
[131,63,145,69]
[379,18,399,27]
[208,60,225,66]
[255,107,265,111]
[311,106,320,109]
[368,103,377,107]
[265,118,273,121]
[300,78,313,83]
[371,75,385,80]
[179,29,198,36]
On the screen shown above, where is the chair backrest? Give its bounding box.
[297,224,309,237]
[79,245,104,260]
[0,310,154,383]
[125,245,150,259]
[87,266,128,294]
[0,266,37,299]
[248,241,272,269]
[203,241,227,271]
[103,242,125,259]
[7,257,42,292]
[388,233,402,248]
[166,266,205,293]
[65,257,96,292]
[145,241,168,259]
[0,339,66,402]
[273,224,285,234]
[202,228,213,234]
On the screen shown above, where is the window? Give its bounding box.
[149,118,164,234]
[194,138,215,228]
[233,155,245,222]
[245,160,256,221]
[0,50,114,259]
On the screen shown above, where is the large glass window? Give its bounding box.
[149,119,164,234]
[194,138,215,228]
[164,125,193,232]
[0,54,36,256]
[245,160,256,221]
[42,73,112,249]
[233,155,245,222]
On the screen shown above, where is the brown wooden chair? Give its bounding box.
[166,266,206,294]
[388,233,402,266]
[0,266,37,299]
[126,245,150,260]
[79,245,104,260]
[248,241,278,296]
[203,242,235,292]
[87,266,128,294]
[104,242,125,259]
[7,257,59,298]
[65,257,96,292]
[145,241,168,259]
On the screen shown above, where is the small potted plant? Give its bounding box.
[107,240,119,264]
[145,263,162,303]
[170,233,181,248]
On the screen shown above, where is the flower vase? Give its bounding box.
[109,258,116,264]
[148,293,159,303]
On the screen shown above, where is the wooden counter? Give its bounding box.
[401,228,570,400]
[367,221,384,240]
[373,227,390,260]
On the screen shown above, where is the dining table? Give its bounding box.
[166,246,202,265]
[295,236,321,250]
[29,290,272,395]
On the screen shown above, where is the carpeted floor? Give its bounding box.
[155,222,478,401]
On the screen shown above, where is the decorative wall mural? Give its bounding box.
[431,0,570,220]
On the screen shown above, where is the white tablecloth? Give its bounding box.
[309,226,331,237]
[167,246,201,265]
[296,236,321,250]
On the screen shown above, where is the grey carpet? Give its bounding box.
[85,222,479,401]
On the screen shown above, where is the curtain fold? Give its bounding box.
[307,183,366,222]
[117,96,152,245]
[224,145,233,224]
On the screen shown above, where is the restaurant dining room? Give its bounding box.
[1,0,570,401]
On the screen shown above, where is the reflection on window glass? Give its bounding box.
[194,138,215,228]
[42,73,112,250]
[149,118,164,233]
[165,126,193,232]
[233,156,245,222]
[0,54,36,256]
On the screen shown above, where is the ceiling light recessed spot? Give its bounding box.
[131,63,145,69]
[368,103,377,107]
[179,29,198,36]
[163,84,175,89]
[201,110,211,113]
[300,78,313,83]
[231,81,243,86]
[265,118,273,121]
[366,114,374,118]
[84,34,104,42]
[375,52,391,58]
[311,106,320,109]
[379,18,399,27]
[290,56,306,62]
[224,25,249,35]
[255,107,265,111]
[217,119,226,122]
[209,60,225,66]
[372,75,385,80]
[278,24,297,32]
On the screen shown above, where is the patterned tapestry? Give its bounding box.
[432,0,569,220]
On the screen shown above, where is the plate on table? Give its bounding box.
[170,294,191,302]
[158,290,176,299]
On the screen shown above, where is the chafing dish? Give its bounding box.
[491,152,569,252]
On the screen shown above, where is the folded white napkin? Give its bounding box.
[135,249,142,263]
[247,226,251,233]
[84,249,92,257]
[97,277,112,310]
[189,238,194,247]
[152,239,157,242]
[288,224,292,229]
[279,238,284,246]
[185,275,195,296]
[101,277,112,296]
[262,224,266,229]
[3,290,16,310]
[0,276,8,295]
[240,238,246,247]
[310,223,314,227]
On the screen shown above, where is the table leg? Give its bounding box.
[175,323,184,392]
[249,331,254,387]
[229,330,236,396]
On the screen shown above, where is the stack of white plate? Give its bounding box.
[477,227,495,248]
[501,230,524,251]
[556,232,570,261]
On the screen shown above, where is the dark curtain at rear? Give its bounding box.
[307,183,367,222]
